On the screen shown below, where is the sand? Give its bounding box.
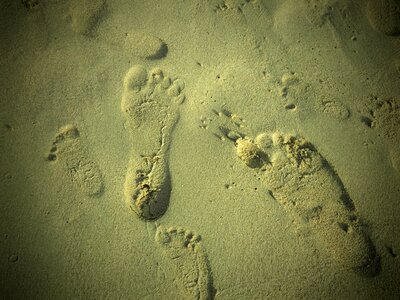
[1,0,400,299]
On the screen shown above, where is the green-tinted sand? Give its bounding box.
[1,0,400,299]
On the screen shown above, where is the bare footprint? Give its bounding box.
[68,0,106,36]
[47,125,104,197]
[257,132,379,276]
[121,65,185,220]
[154,225,214,300]
[219,125,380,276]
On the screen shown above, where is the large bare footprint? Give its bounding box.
[255,132,379,276]
[121,65,185,220]
[218,122,380,276]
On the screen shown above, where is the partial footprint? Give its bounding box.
[121,65,185,220]
[303,0,334,27]
[318,99,350,120]
[213,0,254,14]
[275,72,350,120]
[68,0,106,36]
[222,129,380,276]
[367,0,400,36]
[155,225,214,300]
[258,133,379,276]
[278,72,300,99]
[362,97,400,141]
[47,125,104,197]
[98,30,168,60]
[361,96,400,172]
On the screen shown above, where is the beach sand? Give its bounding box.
[1,0,400,299]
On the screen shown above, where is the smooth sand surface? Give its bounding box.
[1,0,400,299]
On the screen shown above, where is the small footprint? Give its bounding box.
[47,125,104,197]
[278,72,299,99]
[276,72,305,113]
[319,99,350,120]
[155,225,215,300]
[218,126,380,276]
[121,65,185,220]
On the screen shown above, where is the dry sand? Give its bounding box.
[1,0,400,299]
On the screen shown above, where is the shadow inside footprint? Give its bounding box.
[125,155,171,220]
[146,42,168,60]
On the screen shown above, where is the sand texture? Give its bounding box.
[1,0,400,299]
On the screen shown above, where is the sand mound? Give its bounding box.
[367,0,400,36]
